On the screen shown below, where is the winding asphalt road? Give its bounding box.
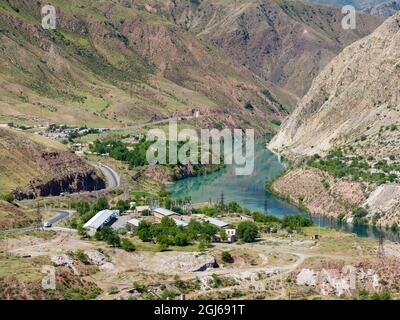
[0,210,71,234]
[0,162,120,234]
[90,162,120,190]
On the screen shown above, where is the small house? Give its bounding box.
[135,205,150,215]
[127,218,141,231]
[225,228,236,242]
[153,208,180,220]
[206,217,229,229]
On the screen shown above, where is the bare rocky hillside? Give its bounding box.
[145,0,383,106]
[269,12,400,226]
[269,11,400,158]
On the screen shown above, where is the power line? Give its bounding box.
[377,224,385,258]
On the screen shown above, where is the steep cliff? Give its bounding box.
[269,12,400,225]
[0,128,105,199]
[269,11,400,159]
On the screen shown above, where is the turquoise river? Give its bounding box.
[169,140,399,242]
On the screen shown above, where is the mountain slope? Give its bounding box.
[0,128,105,199]
[304,0,389,10]
[0,0,282,134]
[364,0,400,17]
[269,11,400,159]
[269,12,400,225]
[146,0,383,105]
[0,200,36,229]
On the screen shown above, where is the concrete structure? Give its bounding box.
[83,210,119,235]
[153,207,180,220]
[225,229,236,242]
[127,218,141,230]
[173,219,188,227]
[206,217,229,229]
[213,228,236,243]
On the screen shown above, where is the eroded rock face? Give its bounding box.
[51,254,74,267]
[295,259,400,297]
[12,150,105,200]
[132,252,218,274]
[85,251,109,266]
[296,265,378,296]
[1,128,106,200]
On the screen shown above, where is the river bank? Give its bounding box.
[169,140,400,242]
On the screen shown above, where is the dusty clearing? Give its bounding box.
[2,227,400,300]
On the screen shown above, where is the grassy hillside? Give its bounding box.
[0,128,61,192]
[0,127,104,197]
[0,200,36,229]
[0,0,283,133]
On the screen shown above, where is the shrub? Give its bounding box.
[271,119,282,126]
[236,222,258,242]
[0,192,15,204]
[121,238,136,252]
[75,249,90,265]
[108,286,119,294]
[244,101,254,110]
[221,251,234,263]
[352,207,368,224]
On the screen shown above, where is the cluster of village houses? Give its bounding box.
[83,205,237,243]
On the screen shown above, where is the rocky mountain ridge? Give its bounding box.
[269,11,400,159]
[143,0,383,106]
[269,11,400,226]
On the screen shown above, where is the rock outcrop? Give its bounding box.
[0,128,105,199]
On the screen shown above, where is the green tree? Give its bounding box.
[282,215,313,231]
[93,197,109,212]
[227,202,241,213]
[174,232,190,246]
[137,220,153,242]
[352,207,368,224]
[219,229,228,242]
[115,200,130,212]
[141,209,151,216]
[221,251,233,263]
[200,221,217,241]
[236,221,258,242]
[121,238,136,252]
[95,227,121,247]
